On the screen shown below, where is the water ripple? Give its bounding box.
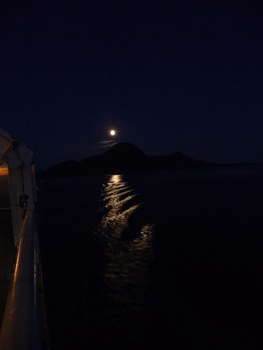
[94,174,155,334]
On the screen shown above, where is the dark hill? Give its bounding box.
[42,160,78,177]
[104,142,147,162]
[77,143,149,175]
[103,143,149,173]
[148,151,207,171]
[42,142,222,177]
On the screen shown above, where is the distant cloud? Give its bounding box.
[92,140,116,149]
[97,140,115,145]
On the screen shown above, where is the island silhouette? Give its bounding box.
[41,142,248,177]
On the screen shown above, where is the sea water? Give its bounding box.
[37,165,263,350]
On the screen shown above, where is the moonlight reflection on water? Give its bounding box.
[97,174,154,284]
[37,166,263,349]
[93,174,155,341]
[99,174,140,235]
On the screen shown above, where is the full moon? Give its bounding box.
[110,129,116,136]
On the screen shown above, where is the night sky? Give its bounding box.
[1,0,263,169]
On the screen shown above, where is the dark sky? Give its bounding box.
[1,0,263,168]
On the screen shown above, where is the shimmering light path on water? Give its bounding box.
[38,166,263,350]
[94,174,155,343]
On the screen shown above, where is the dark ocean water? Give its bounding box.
[37,165,263,350]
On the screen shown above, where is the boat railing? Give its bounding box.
[0,128,45,350]
[0,211,43,350]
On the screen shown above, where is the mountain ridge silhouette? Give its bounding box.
[41,142,243,177]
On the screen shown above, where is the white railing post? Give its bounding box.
[8,165,24,246]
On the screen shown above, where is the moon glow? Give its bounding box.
[110,129,116,136]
